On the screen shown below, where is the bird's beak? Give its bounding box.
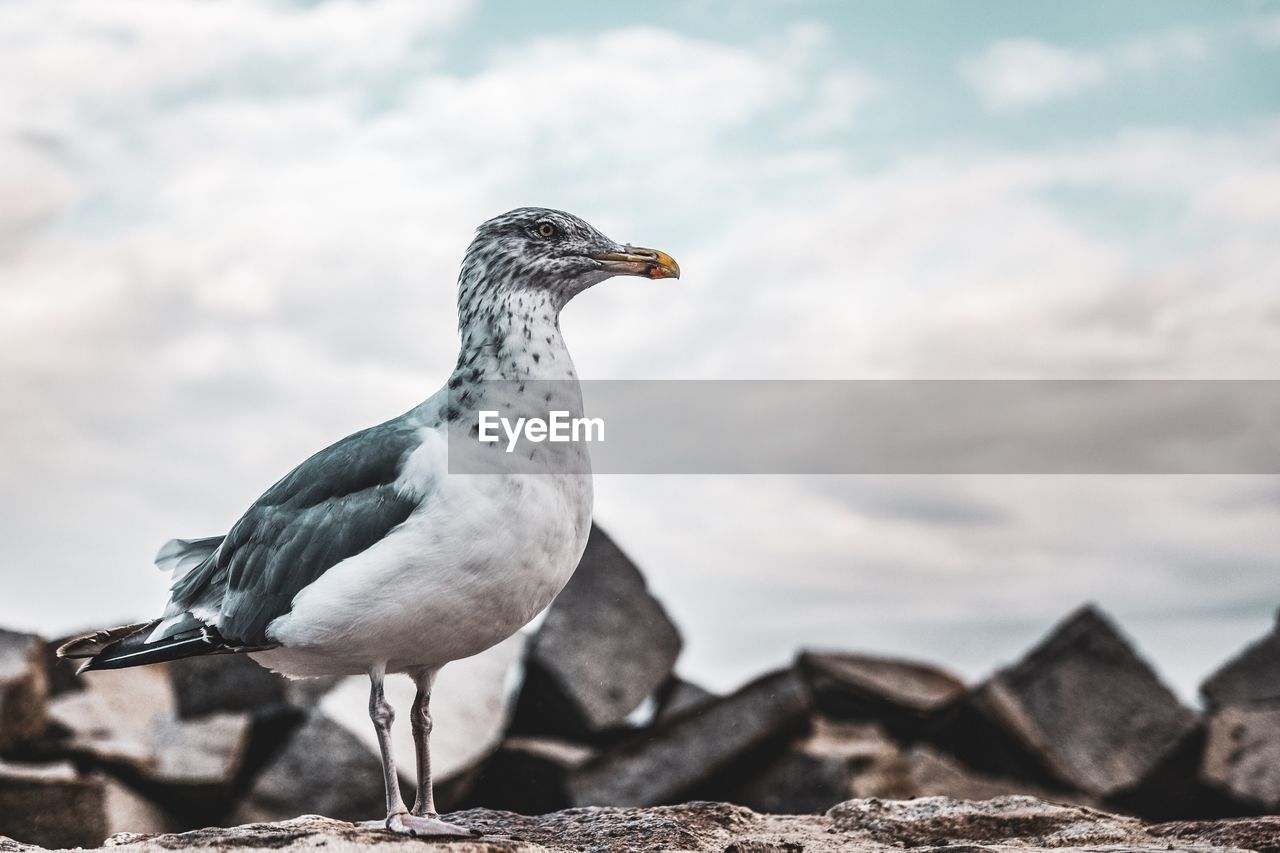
[591,246,681,280]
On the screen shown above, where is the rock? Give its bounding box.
[828,795,1145,847]
[0,631,47,753]
[653,677,716,726]
[231,711,391,825]
[1202,704,1280,812]
[40,637,83,699]
[1201,610,1280,710]
[318,631,526,803]
[146,712,251,789]
[728,720,912,814]
[99,777,176,838]
[1152,816,1280,853]
[567,667,812,807]
[40,666,250,823]
[7,797,1280,853]
[166,655,289,719]
[929,605,1199,804]
[464,736,596,813]
[798,650,964,738]
[906,745,1097,806]
[512,525,682,738]
[42,667,175,773]
[0,760,106,849]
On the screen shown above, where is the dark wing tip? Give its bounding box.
[56,622,153,660]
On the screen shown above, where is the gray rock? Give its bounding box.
[1201,610,1280,709]
[0,760,106,849]
[798,650,964,737]
[166,655,290,719]
[567,667,812,807]
[513,525,682,738]
[929,605,1199,802]
[0,631,47,752]
[729,720,912,814]
[464,736,596,813]
[8,797,1280,853]
[231,711,390,825]
[906,745,1098,807]
[1202,704,1280,812]
[147,713,251,788]
[653,678,716,726]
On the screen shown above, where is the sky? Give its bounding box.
[1,0,1278,701]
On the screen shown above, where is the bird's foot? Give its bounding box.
[385,811,481,838]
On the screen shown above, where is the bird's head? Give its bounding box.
[464,207,680,298]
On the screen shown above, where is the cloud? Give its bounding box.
[961,27,1208,111]
[0,1,1274,700]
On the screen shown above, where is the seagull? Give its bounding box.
[58,207,680,837]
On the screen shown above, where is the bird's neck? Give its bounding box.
[452,287,578,383]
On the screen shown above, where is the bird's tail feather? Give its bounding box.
[56,622,153,660]
[56,617,235,673]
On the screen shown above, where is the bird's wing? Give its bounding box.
[168,416,426,647]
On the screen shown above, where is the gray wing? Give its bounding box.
[169,416,424,647]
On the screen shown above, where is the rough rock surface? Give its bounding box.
[932,605,1199,799]
[0,630,47,752]
[512,525,682,738]
[4,797,1279,853]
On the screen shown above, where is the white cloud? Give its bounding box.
[961,27,1209,111]
[961,38,1107,112]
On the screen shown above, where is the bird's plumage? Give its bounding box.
[60,207,675,680]
[56,207,678,836]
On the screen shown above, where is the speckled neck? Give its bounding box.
[452,268,579,384]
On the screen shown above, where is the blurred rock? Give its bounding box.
[568,667,811,807]
[40,637,83,699]
[147,713,250,789]
[100,777,176,838]
[1201,611,1280,710]
[43,667,175,773]
[231,711,389,825]
[906,745,1096,807]
[167,655,289,719]
[513,525,681,739]
[0,631,47,753]
[1202,704,1280,812]
[798,651,964,738]
[728,720,911,814]
[0,760,106,849]
[653,678,716,726]
[465,736,596,814]
[929,605,1199,803]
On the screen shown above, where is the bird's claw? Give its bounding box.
[385,811,481,838]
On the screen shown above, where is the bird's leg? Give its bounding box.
[409,668,438,817]
[372,666,478,839]
[367,665,409,825]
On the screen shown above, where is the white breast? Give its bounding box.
[255,428,593,678]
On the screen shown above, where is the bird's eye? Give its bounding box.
[535,222,558,239]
